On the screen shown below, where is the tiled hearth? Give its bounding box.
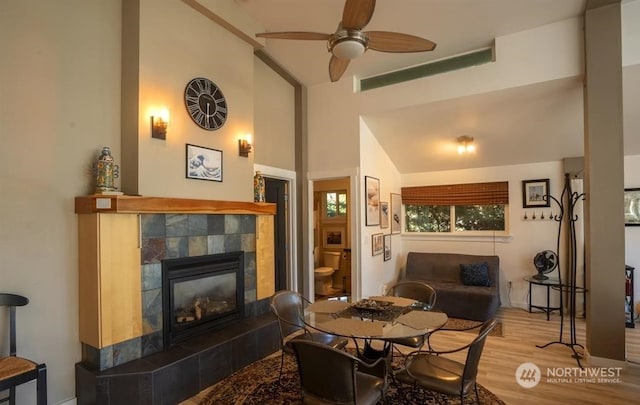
[75,212,280,404]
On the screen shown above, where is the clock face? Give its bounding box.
[184,77,227,130]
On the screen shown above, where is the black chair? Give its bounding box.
[0,293,47,405]
[395,318,496,404]
[270,290,348,382]
[385,280,437,354]
[291,340,387,405]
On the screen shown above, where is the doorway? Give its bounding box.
[264,177,288,291]
[312,177,352,300]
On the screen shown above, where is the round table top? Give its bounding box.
[524,274,560,285]
[303,297,448,340]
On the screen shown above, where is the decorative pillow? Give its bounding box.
[460,262,491,287]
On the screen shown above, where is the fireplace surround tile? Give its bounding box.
[207,235,225,254]
[166,214,189,237]
[141,238,166,264]
[223,233,242,252]
[188,235,208,256]
[207,215,225,234]
[141,288,162,334]
[141,331,162,357]
[165,236,188,258]
[141,263,161,290]
[141,214,166,238]
[188,214,208,235]
[113,337,142,367]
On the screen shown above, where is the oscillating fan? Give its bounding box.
[532,250,558,280]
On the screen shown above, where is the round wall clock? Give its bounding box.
[184,77,227,130]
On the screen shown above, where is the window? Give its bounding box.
[402,182,508,233]
[405,204,505,232]
[323,191,347,220]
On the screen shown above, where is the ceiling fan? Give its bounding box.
[255,0,437,82]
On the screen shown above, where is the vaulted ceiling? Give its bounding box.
[235,0,639,173]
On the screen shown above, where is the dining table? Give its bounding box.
[303,295,448,370]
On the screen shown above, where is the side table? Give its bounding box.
[524,275,561,321]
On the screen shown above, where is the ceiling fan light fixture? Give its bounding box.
[332,39,366,59]
[330,31,368,59]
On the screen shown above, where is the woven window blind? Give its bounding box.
[401,181,509,206]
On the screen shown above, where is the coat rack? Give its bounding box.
[536,173,587,368]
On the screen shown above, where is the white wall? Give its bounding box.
[0,1,122,402]
[307,79,361,172]
[137,0,255,200]
[358,119,403,297]
[254,57,296,171]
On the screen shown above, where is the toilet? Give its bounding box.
[314,250,341,295]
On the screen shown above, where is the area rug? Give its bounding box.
[199,351,505,405]
[443,318,504,337]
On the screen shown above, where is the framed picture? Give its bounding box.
[365,176,380,226]
[372,233,383,256]
[625,188,640,226]
[522,179,550,208]
[390,193,402,234]
[323,227,345,248]
[383,234,391,261]
[186,144,222,182]
[380,201,389,228]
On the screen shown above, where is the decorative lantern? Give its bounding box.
[94,146,120,194]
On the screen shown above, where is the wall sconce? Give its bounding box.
[151,108,170,140]
[457,135,475,154]
[238,134,252,157]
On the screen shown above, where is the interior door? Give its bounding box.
[265,177,288,291]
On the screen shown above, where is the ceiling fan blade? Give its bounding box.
[256,32,331,41]
[329,55,350,82]
[366,31,436,53]
[342,0,376,30]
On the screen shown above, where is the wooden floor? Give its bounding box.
[424,308,640,405]
[184,307,640,404]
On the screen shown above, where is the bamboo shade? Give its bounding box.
[401,181,509,206]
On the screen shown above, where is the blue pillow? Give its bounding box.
[460,262,491,287]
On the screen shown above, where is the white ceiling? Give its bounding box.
[234,0,639,173]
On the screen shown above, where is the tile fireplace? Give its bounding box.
[74,195,279,404]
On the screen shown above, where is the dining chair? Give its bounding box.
[270,290,348,382]
[385,280,437,354]
[395,318,497,404]
[291,339,387,405]
[0,293,47,405]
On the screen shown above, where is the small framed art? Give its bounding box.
[383,234,391,261]
[186,144,222,182]
[522,179,549,208]
[390,193,402,234]
[372,233,383,256]
[380,201,389,229]
[323,227,345,248]
[365,176,380,226]
[625,188,640,226]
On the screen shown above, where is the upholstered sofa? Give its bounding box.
[399,252,501,321]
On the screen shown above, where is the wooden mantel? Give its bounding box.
[75,194,276,215]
